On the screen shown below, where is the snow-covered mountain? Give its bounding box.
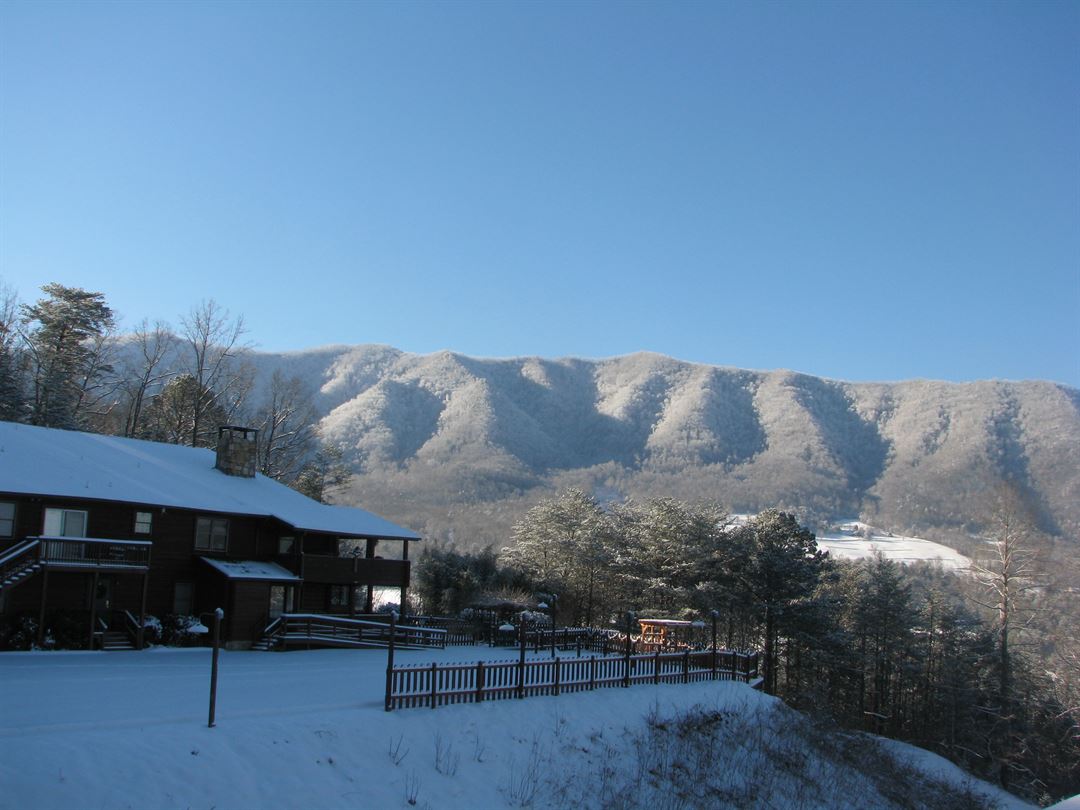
[246,345,1080,552]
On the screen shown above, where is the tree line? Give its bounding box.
[415,488,1079,805]
[0,282,346,500]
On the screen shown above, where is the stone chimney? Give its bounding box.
[215,426,258,478]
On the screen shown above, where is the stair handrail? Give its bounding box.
[122,610,141,643]
[256,615,285,649]
[0,538,39,568]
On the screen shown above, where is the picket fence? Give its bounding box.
[385,648,759,711]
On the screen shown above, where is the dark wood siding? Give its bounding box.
[228,582,270,643]
[1,491,414,644]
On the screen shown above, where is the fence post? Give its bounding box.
[384,611,397,712]
[711,610,718,680]
[554,657,560,696]
[623,611,634,688]
[654,650,660,684]
[683,649,690,684]
[476,660,485,703]
[430,661,438,709]
[518,621,526,699]
[589,655,596,690]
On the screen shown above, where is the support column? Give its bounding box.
[365,538,376,614]
[88,570,101,650]
[399,539,409,613]
[37,568,49,647]
[137,571,149,650]
[296,533,305,611]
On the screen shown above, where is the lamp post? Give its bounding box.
[199,608,224,728]
[624,610,636,687]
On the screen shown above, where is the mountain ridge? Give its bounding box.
[242,345,1079,552]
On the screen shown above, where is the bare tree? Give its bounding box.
[71,325,123,432]
[253,370,319,483]
[0,282,25,421]
[179,300,251,447]
[117,320,178,437]
[970,484,1042,789]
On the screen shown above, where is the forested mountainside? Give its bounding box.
[247,345,1080,552]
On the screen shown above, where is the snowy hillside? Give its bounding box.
[816,521,972,570]
[241,345,1080,550]
[0,647,1030,810]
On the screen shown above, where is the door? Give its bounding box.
[94,577,113,614]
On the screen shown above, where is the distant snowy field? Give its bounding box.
[0,646,1025,809]
[816,520,972,570]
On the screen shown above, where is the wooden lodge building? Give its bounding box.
[0,422,420,649]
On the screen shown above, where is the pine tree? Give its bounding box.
[501,488,614,626]
[734,510,826,695]
[20,283,116,428]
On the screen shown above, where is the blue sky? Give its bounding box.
[1,1,1077,386]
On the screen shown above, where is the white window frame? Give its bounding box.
[43,507,88,538]
[134,511,153,535]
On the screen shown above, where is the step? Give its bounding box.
[102,633,135,651]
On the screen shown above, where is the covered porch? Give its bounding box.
[2,536,154,649]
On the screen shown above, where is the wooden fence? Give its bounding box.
[386,648,759,711]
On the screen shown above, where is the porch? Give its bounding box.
[0,536,152,649]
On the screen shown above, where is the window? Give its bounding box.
[134,511,153,535]
[330,585,350,609]
[194,517,229,552]
[43,508,87,537]
[278,536,295,554]
[0,502,14,537]
[173,582,193,615]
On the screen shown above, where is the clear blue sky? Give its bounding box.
[1,1,1077,386]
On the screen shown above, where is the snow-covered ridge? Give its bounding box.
[127,341,1080,548]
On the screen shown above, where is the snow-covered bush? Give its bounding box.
[141,614,163,645]
[0,614,38,650]
[160,614,206,646]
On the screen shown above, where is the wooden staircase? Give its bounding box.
[0,540,43,594]
[101,630,135,651]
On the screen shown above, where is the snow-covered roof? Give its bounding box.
[200,558,301,581]
[0,422,419,541]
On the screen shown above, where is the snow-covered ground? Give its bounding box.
[816,520,972,570]
[0,645,1026,809]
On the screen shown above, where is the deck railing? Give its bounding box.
[386,648,759,710]
[262,613,447,650]
[34,536,152,568]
